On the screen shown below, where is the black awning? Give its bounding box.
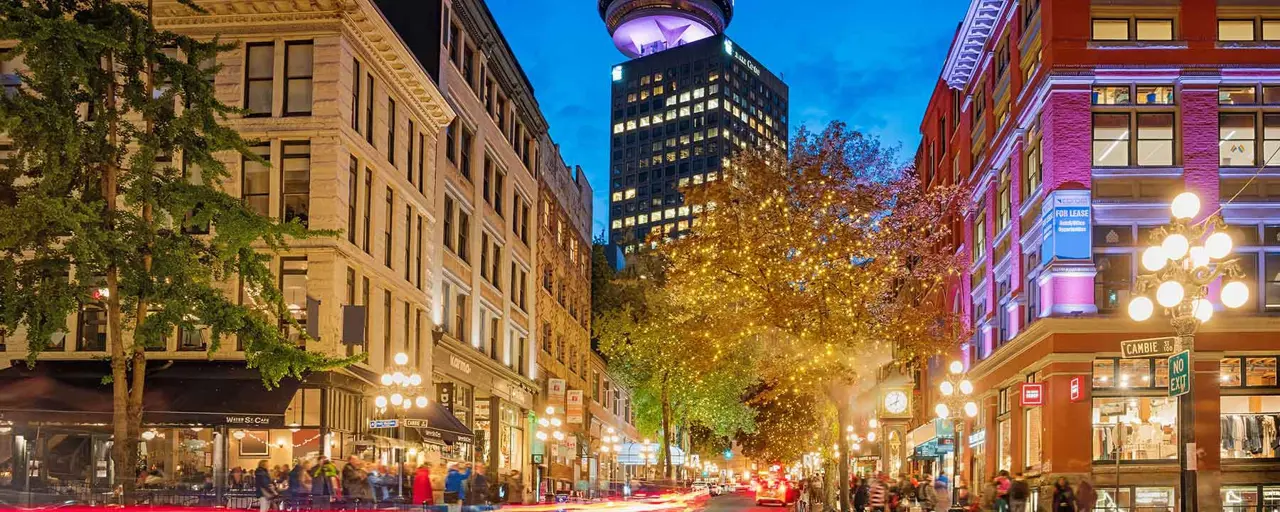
[0,360,302,427]
[403,401,473,446]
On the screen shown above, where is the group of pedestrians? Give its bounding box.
[849,472,947,512]
[836,470,1098,512]
[252,455,526,510]
[978,471,1097,512]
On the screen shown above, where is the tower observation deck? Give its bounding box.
[598,0,734,58]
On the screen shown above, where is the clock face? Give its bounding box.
[884,391,908,414]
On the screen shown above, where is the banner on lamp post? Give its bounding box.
[549,378,567,410]
[567,390,584,424]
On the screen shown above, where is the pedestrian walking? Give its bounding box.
[869,474,888,512]
[310,456,338,509]
[412,463,434,505]
[1075,479,1096,512]
[994,471,1011,512]
[1008,473,1029,512]
[341,456,373,504]
[444,462,471,504]
[255,460,279,512]
[467,463,491,505]
[1052,477,1075,512]
[506,470,525,504]
[917,474,939,512]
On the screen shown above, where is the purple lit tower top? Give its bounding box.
[598,0,734,58]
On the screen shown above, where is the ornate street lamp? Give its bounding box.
[935,360,978,512]
[597,427,623,495]
[372,352,427,499]
[1126,191,1247,512]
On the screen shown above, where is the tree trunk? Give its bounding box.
[126,3,155,500]
[660,374,673,480]
[837,401,852,512]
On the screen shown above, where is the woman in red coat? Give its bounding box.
[413,464,434,505]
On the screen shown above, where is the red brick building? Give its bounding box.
[883,0,1280,510]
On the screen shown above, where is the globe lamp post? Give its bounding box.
[935,360,978,512]
[1126,192,1247,512]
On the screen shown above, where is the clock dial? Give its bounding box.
[884,391,908,414]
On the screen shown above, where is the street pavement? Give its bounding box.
[703,491,790,512]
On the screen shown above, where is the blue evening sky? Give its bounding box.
[485,0,970,236]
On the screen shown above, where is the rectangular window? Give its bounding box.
[1093,86,1132,106]
[346,267,356,357]
[77,304,107,351]
[365,74,375,146]
[281,257,308,347]
[454,292,468,342]
[460,125,474,180]
[1024,140,1042,197]
[1136,19,1173,40]
[489,316,499,360]
[491,241,502,289]
[480,232,491,281]
[281,141,310,226]
[997,419,1012,474]
[1092,397,1179,461]
[1093,113,1131,167]
[363,169,372,254]
[361,277,370,353]
[495,169,505,217]
[348,157,358,244]
[458,210,470,262]
[1092,19,1129,41]
[1265,254,1280,311]
[445,119,457,164]
[244,43,273,116]
[407,119,416,185]
[417,132,426,195]
[384,188,394,268]
[1025,407,1042,471]
[972,211,987,259]
[387,97,397,165]
[1266,114,1280,166]
[284,41,313,115]
[483,156,493,206]
[383,290,393,367]
[1136,86,1174,105]
[444,195,455,253]
[1219,19,1256,41]
[1221,113,1257,167]
[416,215,424,289]
[404,209,412,281]
[1136,113,1174,166]
[351,59,361,132]
[242,143,271,216]
[1094,253,1132,313]
[1221,85,1258,105]
[996,170,1011,233]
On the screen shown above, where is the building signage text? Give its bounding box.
[1040,190,1092,262]
[1021,383,1044,406]
[1169,350,1191,397]
[450,355,472,375]
[1120,336,1177,358]
[225,415,273,426]
[1070,376,1084,402]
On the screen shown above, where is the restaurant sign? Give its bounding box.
[225,415,274,426]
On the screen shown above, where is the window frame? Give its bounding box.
[243,42,274,117]
[282,40,313,116]
[280,140,311,226]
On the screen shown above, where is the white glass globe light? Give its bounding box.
[553,431,565,441]
[392,372,406,385]
[546,406,555,415]
[415,396,428,408]
[1171,192,1201,220]
[142,430,156,441]
[1162,233,1190,260]
[940,381,954,396]
[1192,298,1214,323]
[1128,296,1154,321]
[1189,246,1210,268]
[867,432,876,442]
[1221,281,1250,309]
[959,380,975,395]
[1205,231,1233,259]
[390,393,404,406]
[535,431,548,441]
[948,361,964,375]
[1142,246,1168,271]
[233,430,246,440]
[402,399,411,409]
[409,374,423,386]
[935,403,949,419]
[538,418,549,427]
[1156,281,1185,307]
[964,402,979,418]
[551,418,562,427]
[394,352,409,366]
[380,374,393,386]
[868,419,878,429]
[375,396,388,409]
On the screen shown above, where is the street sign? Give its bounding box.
[369,419,399,429]
[531,454,544,465]
[1121,336,1178,359]
[402,419,428,428]
[1169,350,1191,397]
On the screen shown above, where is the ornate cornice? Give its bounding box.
[154,0,454,130]
[941,0,1009,90]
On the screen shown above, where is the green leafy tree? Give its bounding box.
[0,0,354,501]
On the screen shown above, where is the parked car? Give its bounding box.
[755,480,791,507]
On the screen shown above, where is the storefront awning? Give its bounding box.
[0,360,302,427]
[402,401,474,446]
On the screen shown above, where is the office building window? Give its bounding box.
[351,58,361,132]
[363,169,372,254]
[1094,252,1132,313]
[416,215,424,289]
[1136,113,1174,166]
[454,291,468,342]
[244,43,273,116]
[365,74,375,146]
[387,97,397,165]
[480,232,491,282]
[1219,19,1280,42]
[458,210,470,262]
[1093,113,1131,167]
[417,132,426,195]
[1092,18,1173,41]
[346,267,357,357]
[384,188,393,268]
[348,157,358,244]
[283,41,313,115]
[996,168,1011,233]
[1221,113,1257,167]
[242,143,271,216]
[281,141,310,226]
[446,119,457,164]
[281,257,308,347]
[444,195,456,253]
[972,211,987,260]
[404,209,412,281]
[383,290,392,367]
[407,119,416,185]
[490,241,502,289]
[460,125,474,180]
[78,303,107,351]
[361,277,370,353]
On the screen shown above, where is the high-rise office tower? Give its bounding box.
[600,0,789,252]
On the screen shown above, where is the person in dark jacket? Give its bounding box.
[1052,477,1076,512]
[1009,473,1030,512]
[467,463,491,505]
[853,477,871,512]
[255,460,277,512]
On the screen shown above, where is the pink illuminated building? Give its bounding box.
[900,0,1280,509]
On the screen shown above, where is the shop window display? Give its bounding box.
[1024,407,1042,471]
[1097,487,1175,511]
[1092,397,1178,461]
[1221,395,1280,459]
[997,419,1012,472]
[1222,485,1280,512]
